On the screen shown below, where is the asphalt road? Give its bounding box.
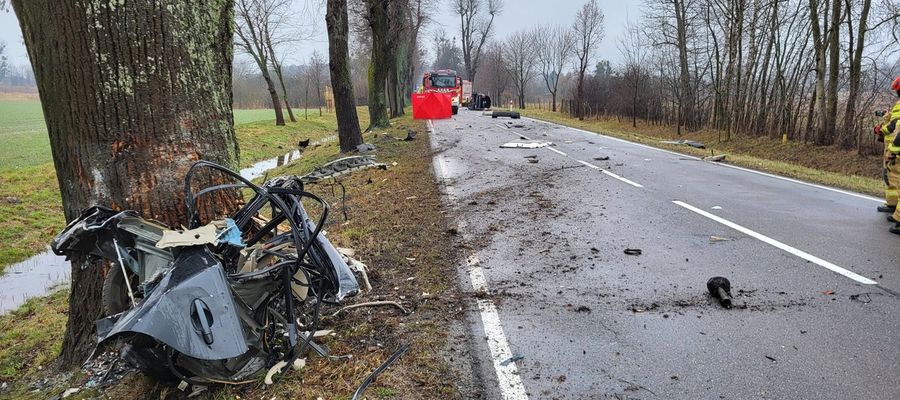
[430,110,900,399]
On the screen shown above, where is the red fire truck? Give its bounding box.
[422,69,466,115]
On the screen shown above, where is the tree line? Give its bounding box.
[453,0,900,153]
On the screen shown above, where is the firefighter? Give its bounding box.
[881,76,900,234]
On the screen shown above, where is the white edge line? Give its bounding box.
[526,116,881,203]
[467,255,530,399]
[672,200,877,285]
[430,140,529,399]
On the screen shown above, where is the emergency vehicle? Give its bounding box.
[422,69,466,115]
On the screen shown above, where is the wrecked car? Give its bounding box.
[51,161,359,386]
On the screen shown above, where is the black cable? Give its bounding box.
[350,344,411,400]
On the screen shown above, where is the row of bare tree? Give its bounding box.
[461,0,899,152]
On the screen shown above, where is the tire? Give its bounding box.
[102,265,138,315]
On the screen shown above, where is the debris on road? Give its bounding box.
[849,292,882,303]
[704,154,727,162]
[593,156,610,161]
[500,140,552,149]
[709,235,731,243]
[765,355,777,363]
[491,111,521,119]
[661,139,706,149]
[404,129,417,141]
[500,354,525,366]
[573,305,592,313]
[707,277,734,308]
[624,248,643,256]
[298,138,311,148]
[528,159,539,163]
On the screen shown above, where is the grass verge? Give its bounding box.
[0,113,467,399]
[0,110,364,273]
[523,109,884,196]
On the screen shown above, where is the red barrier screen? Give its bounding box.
[412,93,452,120]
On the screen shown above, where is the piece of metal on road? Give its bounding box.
[673,200,877,285]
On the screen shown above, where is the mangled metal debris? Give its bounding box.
[300,155,388,183]
[660,139,706,149]
[52,161,367,388]
[491,111,521,119]
[500,140,552,149]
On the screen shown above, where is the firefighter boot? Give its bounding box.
[891,223,900,235]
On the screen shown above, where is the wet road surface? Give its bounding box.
[431,110,900,399]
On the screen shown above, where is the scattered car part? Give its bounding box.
[500,140,552,149]
[492,111,521,119]
[623,248,642,256]
[351,344,410,400]
[704,155,727,162]
[707,277,734,308]
[660,139,706,149]
[301,156,387,183]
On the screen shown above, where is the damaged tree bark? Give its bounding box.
[12,0,241,367]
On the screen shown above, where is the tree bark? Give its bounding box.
[326,0,364,152]
[12,0,241,367]
[842,0,870,148]
[824,0,841,145]
[366,0,391,129]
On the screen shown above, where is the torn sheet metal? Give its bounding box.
[660,139,706,149]
[301,155,387,183]
[500,140,552,149]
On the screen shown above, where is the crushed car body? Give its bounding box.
[51,161,359,385]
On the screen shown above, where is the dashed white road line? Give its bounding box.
[601,170,644,188]
[526,117,881,203]
[499,123,643,189]
[546,147,567,156]
[673,200,878,285]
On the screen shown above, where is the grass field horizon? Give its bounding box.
[0,97,340,272]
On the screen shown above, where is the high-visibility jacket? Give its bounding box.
[884,100,900,153]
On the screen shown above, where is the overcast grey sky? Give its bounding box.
[0,0,640,70]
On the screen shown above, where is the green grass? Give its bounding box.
[0,289,68,380]
[233,108,323,125]
[0,100,363,274]
[0,99,50,169]
[523,108,884,197]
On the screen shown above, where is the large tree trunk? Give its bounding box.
[12,0,241,367]
[366,0,391,129]
[326,0,364,152]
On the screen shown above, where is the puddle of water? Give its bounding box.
[239,135,338,181]
[240,150,303,180]
[0,249,70,314]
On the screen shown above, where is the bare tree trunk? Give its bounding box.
[326,0,364,152]
[842,0,871,147]
[12,0,240,367]
[824,0,841,145]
